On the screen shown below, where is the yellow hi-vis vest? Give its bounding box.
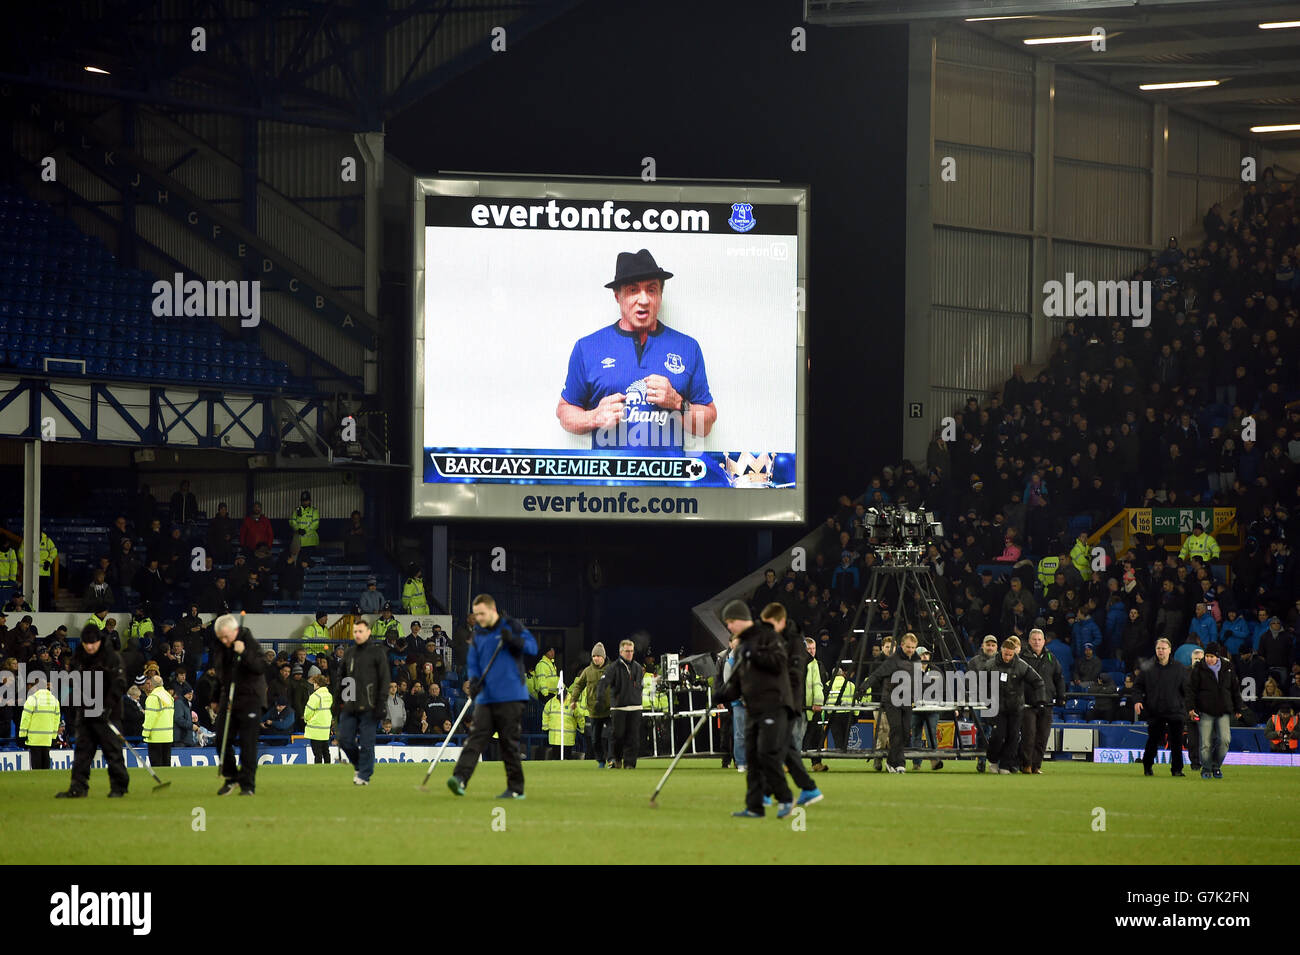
[290,504,320,547]
[542,695,577,747]
[143,686,175,744]
[302,621,330,655]
[1178,531,1220,561]
[39,533,57,576]
[19,687,60,746]
[1036,555,1061,592]
[828,675,857,707]
[804,659,825,720]
[0,547,17,581]
[402,577,429,614]
[373,617,400,641]
[534,657,558,698]
[1070,538,1092,581]
[86,614,109,633]
[129,618,154,643]
[304,687,333,740]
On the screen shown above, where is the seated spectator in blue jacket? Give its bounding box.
[1188,602,1218,646]
[259,698,295,737]
[1248,607,1272,647]
[1070,612,1102,654]
[358,576,385,614]
[1174,634,1203,667]
[1219,608,1250,655]
[831,552,860,602]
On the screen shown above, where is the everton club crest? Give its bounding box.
[664,353,685,374]
[728,203,756,233]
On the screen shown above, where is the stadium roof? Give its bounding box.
[0,0,585,131]
[805,0,1300,149]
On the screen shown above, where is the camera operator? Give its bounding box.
[1266,703,1297,753]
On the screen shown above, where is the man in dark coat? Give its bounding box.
[212,613,267,795]
[717,600,796,818]
[1134,637,1188,776]
[335,618,390,786]
[1187,642,1243,779]
[597,639,645,769]
[760,603,822,805]
[984,638,1044,774]
[57,624,129,798]
[1019,628,1066,774]
[862,631,926,773]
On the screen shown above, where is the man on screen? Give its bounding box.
[556,249,717,451]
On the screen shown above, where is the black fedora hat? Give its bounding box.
[603,249,673,289]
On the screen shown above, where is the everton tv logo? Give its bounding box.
[728,203,756,233]
[664,353,685,374]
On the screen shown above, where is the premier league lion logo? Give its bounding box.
[728,203,756,233]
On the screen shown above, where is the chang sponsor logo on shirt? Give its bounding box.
[49,885,152,935]
[621,379,671,426]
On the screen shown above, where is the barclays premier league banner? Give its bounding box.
[411,178,807,522]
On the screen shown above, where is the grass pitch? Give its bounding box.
[3,759,1294,864]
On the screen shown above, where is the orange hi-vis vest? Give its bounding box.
[1268,713,1298,751]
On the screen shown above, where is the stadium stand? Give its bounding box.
[0,182,303,390]
[723,173,1300,731]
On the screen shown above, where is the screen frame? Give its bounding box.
[410,175,808,524]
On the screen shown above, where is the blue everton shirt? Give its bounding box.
[561,321,713,450]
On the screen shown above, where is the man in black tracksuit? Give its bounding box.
[760,603,821,802]
[986,638,1044,774]
[57,624,129,798]
[336,618,390,785]
[212,613,267,795]
[1134,637,1188,776]
[1019,628,1065,774]
[597,639,645,769]
[862,632,922,773]
[718,600,795,817]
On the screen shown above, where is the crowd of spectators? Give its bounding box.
[753,176,1300,728]
[0,479,378,620]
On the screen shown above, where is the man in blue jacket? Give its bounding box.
[447,594,537,799]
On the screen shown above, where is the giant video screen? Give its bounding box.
[411,178,807,522]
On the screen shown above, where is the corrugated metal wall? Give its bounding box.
[1054,74,1151,168]
[1054,161,1150,245]
[136,472,248,518]
[922,25,1253,439]
[932,228,1031,312]
[932,147,1033,232]
[929,29,1037,432]
[934,65,1033,152]
[252,472,364,520]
